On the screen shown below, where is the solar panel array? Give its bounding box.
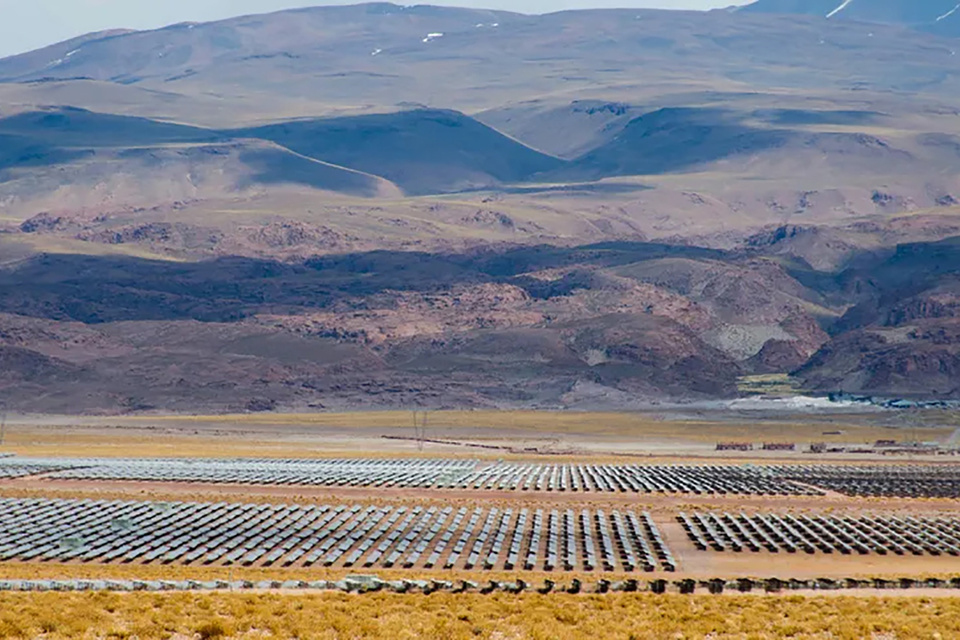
[0,460,83,480]
[446,464,813,495]
[770,465,960,498]
[43,458,477,488]
[7,456,960,499]
[679,511,960,556]
[0,498,674,572]
[0,457,819,496]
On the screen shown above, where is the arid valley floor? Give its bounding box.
[3,0,960,636]
[1,410,960,638]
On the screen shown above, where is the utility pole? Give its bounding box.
[413,411,420,452]
[420,411,428,452]
[0,412,6,447]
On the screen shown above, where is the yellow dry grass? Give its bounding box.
[0,591,957,639]
[0,430,324,460]
[736,374,802,397]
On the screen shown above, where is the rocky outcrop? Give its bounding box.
[795,320,960,398]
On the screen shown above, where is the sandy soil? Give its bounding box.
[2,411,958,462]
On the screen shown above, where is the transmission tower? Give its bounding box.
[412,410,429,452]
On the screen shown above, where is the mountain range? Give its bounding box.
[740,0,960,36]
[0,2,958,413]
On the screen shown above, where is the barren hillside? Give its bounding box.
[1,3,959,412]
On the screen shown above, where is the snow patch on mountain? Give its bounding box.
[937,4,960,21]
[826,0,855,19]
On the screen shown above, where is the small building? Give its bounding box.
[716,442,753,451]
[762,443,796,451]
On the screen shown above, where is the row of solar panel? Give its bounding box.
[679,511,960,556]
[0,457,816,495]
[0,498,674,572]
[5,457,960,497]
[771,465,960,498]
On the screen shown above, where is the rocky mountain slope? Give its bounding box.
[0,241,821,412]
[1,3,960,412]
[794,237,960,398]
[0,227,957,413]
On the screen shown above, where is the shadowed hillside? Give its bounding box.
[0,240,819,412]
[234,109,565,194]
[0,106,564,202]
[0,233,955,412]
[793,237,960,398]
